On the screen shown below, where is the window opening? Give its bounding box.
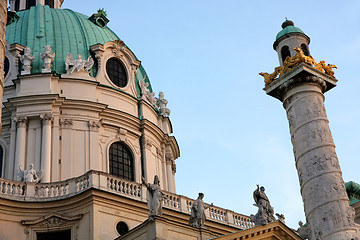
[109,142,134,181]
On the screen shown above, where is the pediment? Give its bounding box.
[213,221,302,240]
[21,212,83,227]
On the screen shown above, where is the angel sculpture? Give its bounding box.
[18,164,43,183]
[40,45,55,72]
[20,46,35,74]
[65,54,94,74]
[139,75,156,106]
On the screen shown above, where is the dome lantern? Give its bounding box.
[9,0,64,12]
[273,19,310,66]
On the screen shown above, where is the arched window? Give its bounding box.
[0,145,3,178]
[45,0,54,8]
[26,0,36,9]
[4,57,9,79]
[301,43,310,56]
[109,142,134,181]
[281,46,291,63]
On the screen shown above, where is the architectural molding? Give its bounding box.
[88,120,101,131]
[40,113,53,125]
[21,212,83,240]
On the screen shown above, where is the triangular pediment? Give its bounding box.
[213,221,302,240]
[21,212,83,227]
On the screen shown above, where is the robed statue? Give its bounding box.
[142,175,165,220]
[189,193,213,228]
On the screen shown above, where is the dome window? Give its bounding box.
[45,0,54,8]
[26,0,36,9]
[4,57,9,79]
[281,46,291,63]
[106,58,128,88]
[15,0,20,11]
[89,9,109,28]
[109,142,134,181]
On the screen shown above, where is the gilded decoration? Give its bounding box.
[260,47,337,86]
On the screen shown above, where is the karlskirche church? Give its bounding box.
[0,0,359,239]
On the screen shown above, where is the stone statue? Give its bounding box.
[40,45,55,73]
[65,53,94,74]
[18,164,43,183]
[142,175,165,220]
[250,185,276,226]
[297,221,311,239]
[139,75,156,106]
[20,46,34,75]
[156,92,171,117]
[189,193,213,228]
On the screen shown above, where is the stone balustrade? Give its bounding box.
[0,170,254,229]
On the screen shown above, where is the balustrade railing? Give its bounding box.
[107,175,141,199]
[0,171,254,229]
[0,179,25,197]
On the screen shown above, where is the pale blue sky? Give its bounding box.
[63,0,360,228]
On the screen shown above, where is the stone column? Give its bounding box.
[40,114,53,182]
[0,0,6,133]
[13,116,28,179]
[265,64,358,240]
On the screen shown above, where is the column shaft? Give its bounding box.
[41,115,52,182]
[14,117,28,179]
[283,82,357,239]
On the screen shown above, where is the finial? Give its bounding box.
[281,18,294,29]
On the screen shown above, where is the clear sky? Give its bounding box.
[62,0,360,229]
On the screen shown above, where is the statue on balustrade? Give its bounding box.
[142,175,165,220]
[250,185,276,226]
[17,164,43,183]
[20,46,35,75]
[189,193,213,228]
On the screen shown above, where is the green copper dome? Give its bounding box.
[6,4,152,96]
[275,25,305,40]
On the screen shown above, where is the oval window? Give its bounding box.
[116,221,129,236]
[106,58,128,88]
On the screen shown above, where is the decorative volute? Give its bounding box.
[9,0,64,12]
[273,20,310,66]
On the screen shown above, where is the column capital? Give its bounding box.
[88,120,101,131]
[13,115,28,128]
[264,63,337,102]
[59,118,73,128]
[40,113,53,125]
